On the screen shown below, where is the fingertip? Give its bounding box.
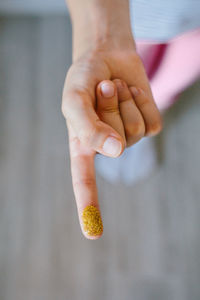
[97,80,116,99]
[145,116,163,137]
[102,136,125,158]
[82,230,104,240]
[80,205,104,240]
[130,86,144,97]
[113,78,127,90]
[129,86,163,136]
[113,79,135,103]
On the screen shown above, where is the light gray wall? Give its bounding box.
[0,15,200,300]
[0,0,67,15]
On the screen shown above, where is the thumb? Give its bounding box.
[62,89,125,157]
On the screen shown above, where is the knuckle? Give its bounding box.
[100,106,120,115]
[61,90,74,117]
[137,97,150,109]
[146,118,163,136]
[125,121,145,138]
[61,97,69,118]
[62,90,89,118]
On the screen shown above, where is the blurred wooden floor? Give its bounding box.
[0,16,200,300]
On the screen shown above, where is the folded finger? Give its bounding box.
[96,80,126,146]
[113,79,145,147]
[130,87,162,136]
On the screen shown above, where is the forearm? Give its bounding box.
[66,0,135,60]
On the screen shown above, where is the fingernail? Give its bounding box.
[82,205,103,236]
[103,136,122,157]
[131,87,140,96]
[115,79,125,90]
[100,82,115,98]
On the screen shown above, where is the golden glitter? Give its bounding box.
[82,205,103,236]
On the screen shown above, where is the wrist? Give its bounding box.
[73,29,135,62]
[68,0,136,61]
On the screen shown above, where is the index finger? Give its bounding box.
[68,124,103,240]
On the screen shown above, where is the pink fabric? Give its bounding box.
[136,28,200,111]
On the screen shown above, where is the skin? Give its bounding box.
[62,0,162,239]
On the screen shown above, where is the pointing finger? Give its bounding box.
[68,124,103,240]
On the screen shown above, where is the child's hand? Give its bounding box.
[62,48,162,239]
[96,79,153,148]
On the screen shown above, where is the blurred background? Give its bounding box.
[0,2,200,300]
